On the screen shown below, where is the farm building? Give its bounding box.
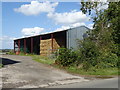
[14,26,90,56]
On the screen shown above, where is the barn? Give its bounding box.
[14,26,90,56]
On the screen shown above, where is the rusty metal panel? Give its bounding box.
[31,37,33,53]
[24,39,26,53]
[67,26,90,50]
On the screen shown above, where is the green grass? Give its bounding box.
[65,66,119,75]
[19,52,34,56]
[8,52,35,56]
[32,55,119,76]
[32,55,55,65]
[7,53,119,76]
[7,51,32,56]
[0,64,3,68]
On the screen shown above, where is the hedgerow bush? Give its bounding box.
[96,52,118,69]
[55,48,78,67]
[55,38,118,71]
[76,39,101,70]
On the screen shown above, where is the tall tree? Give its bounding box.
[80,1,120,55]
[77,1,119,69]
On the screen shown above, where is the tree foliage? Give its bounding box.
[55,2,119,71]
[79,1,119,69]
[80,2,120,45]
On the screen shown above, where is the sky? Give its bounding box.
[1,1,95,49]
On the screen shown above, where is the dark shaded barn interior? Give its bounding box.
[14,30,67,56]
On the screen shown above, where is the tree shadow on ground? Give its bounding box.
[0,57,21,66]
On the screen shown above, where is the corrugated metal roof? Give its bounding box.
[14,26,90,40]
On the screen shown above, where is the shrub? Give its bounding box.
[55,48,78,67]
[77,38,118,70]
[96,52,118,68]
[77,39,100,70]
[55,38,118,71]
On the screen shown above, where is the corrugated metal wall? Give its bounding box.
[67,26,90,50]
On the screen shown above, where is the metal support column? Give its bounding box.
[40,36,42,40]
[24,39,26,53]
[18,40,20,52]
[31,37,33,53]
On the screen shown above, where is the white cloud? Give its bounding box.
[55,26,70,31]
[72,23,85,27]
[21,27,45,36]
[47,10,90,25]
[0,36,15,41]
[87,23,94,29]
[0,36,15,49]
[54,22,86,32]
[91,0,108,2]
[14,1,58,16]
[97,2,108,11]
[14,1,91,29]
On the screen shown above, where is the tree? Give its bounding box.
[78,1,119,69]
[80,1,119,53]
[81,2,119,40]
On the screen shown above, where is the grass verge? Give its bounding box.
[65,66,119,76]
[32,55,55,65]
[32,55,119,76]
[7,54,118,76]
[0,64,3,68]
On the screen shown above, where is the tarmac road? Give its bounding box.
[0,55,86,88]
[48,77,119,88]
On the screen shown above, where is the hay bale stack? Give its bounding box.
[40,38,60,56]
[40,39,52,56]
[53,38,60,50]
